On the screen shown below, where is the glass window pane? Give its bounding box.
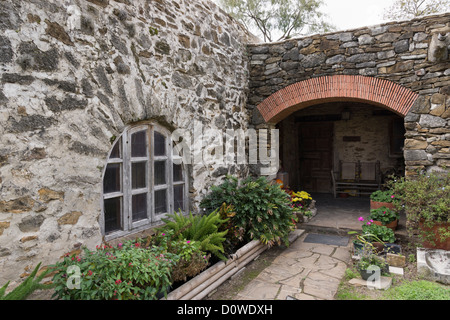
[154,189,167,214]
[110,138,121,159]
[104,197,122,233]
[132,193,147,222]
[173,163,183,182]
[132,161,147,189]
[103,163,121,194]
[131,131,147,157]
[154,131,166,156]
[154,161,166,185]
[173,185,184,212]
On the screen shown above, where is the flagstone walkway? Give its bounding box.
[233,230,353,300]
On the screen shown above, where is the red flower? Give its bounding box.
[115,279,122,285]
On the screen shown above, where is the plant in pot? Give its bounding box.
[362,222,396,245]
[368,207,399,231]
[355,248,389,281]
[370,189,397,210]
[388,171,450,250]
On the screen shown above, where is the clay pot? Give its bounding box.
[370,200,395,210]
[372,219,398,231]
[418,219,450,251]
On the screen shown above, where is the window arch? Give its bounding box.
[102,122,188,238]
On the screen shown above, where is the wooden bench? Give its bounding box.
[331,160,381,198]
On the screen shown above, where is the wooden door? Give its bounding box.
[299,122,333,193]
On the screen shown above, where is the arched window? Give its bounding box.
[102,123,188,238]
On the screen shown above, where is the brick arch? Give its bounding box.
[256,75,419,124]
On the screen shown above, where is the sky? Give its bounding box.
[319,0,394,31]
[210,0,395,33]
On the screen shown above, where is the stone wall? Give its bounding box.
[247,12,450,175]
[0,0,252,284]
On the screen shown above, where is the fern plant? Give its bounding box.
[159,210,229,260]
[0,262,53,300]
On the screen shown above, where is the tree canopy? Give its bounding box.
[383,0,450,21]
[218,0,335,42]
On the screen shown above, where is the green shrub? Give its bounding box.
[51,241,178,300]
[159,209,229,260]
[200,175,297,247]
[388,171,450,244]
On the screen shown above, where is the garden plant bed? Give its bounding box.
[337,236,450,300]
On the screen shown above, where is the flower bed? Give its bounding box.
[48,175,299,300]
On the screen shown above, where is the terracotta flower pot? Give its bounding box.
[370,200,395,210]
[372,219,398,231]
[418,219,450,251]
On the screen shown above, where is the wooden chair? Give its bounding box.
[331,160,381,198]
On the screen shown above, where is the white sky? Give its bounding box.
[320,0,394,31]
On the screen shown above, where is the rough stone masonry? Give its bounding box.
[0,0,254,285]
[0,0,449,287]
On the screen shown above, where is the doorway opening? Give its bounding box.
[278,101,405,195]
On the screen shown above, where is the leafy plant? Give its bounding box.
[159,210,229,260]
[356,250,389,276]
[0,262,52,300]
[165,238,210,283]
[217,203,246,256]
[370,190,397,203]
[361,223,395,243]
[51,241,178,300]
[368,207,399,225]
[200,175,297,247]
[388,171,450,244]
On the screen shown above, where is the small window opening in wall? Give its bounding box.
[102,123,188,238]
[390,118,405,157]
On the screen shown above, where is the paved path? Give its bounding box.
[234,230,353,300]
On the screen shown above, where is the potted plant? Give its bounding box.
[370,190,397,210]
[389,172,450,250]
[362,223,396,244]
[368,207,399,231]
[356,249,389,280]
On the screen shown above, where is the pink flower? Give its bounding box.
[391,195,395,198]
[186,240,191,244]
[129,262,133,267]
[135,243,140,247]
[358,217,364,221]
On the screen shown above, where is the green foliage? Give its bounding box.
[368,207,399,225]
[200,175,297,247]
[361,223,396,243]
[370,189,397,203]
[159,210,229,261]
[0,262,52,300]
[382,280,450,300]
[51,241,178,300]
[217,203,246,256]
[388,171,450,244]
[153,233,210,283]
[218,0,335,42]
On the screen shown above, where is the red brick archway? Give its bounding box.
[257,75,419,124]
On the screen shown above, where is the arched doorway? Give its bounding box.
[278,101,405,193]
[256,75,418,194]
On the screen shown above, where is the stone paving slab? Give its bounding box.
[233,230,353,300]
